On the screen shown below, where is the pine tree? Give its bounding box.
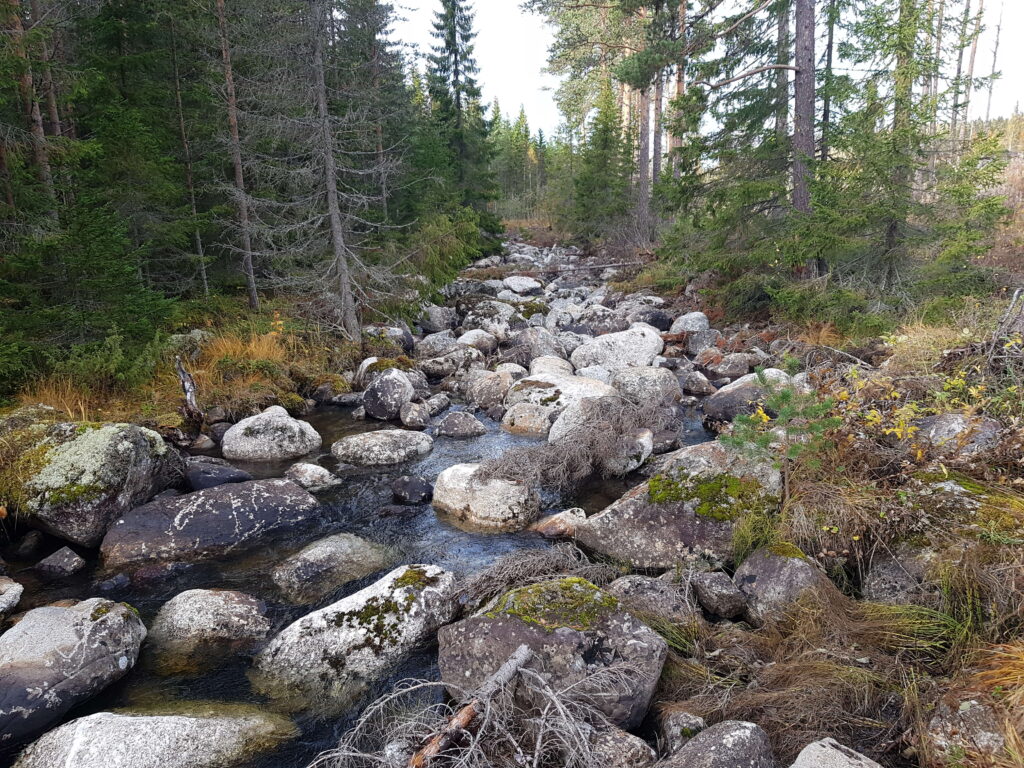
[573,80,631,241]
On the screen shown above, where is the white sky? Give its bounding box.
[393,1,1023,137]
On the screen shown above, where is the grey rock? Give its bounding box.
[686,329,722,356]
[457,329,499,354]
[35,546,86,579]
[680,370,717,396]
[505,372,618,411]
[703,369,792,427]
[284,462,342,492]
[433,463,540,532]
[789,738,883,768]
[331,430,433,466]
[669,312,710,334]
[655,720,774,768]
[503,275,543,295]
[692,571,747,619]
[425,393,451,416]
[415,330,459,359]
[420,304,458,333]
[271,534,393,604]
[363,369,416,421]
[658,709,706,756]
[530,354,574,376]
[0,577,23,619]
[501,402,553,438]
[11,530,44,560]
[399,401,431,430]
[914,413,1001,458]
[606,575,703,625]
[466,371,514,409]
[186,460,252,492]
[435,411,487,439]
[392,475,433,505]
[221,406,321,462]
[570,324,665,371]
[734,547,836,625]
[924,697,1006,761]
[612,367,683,405]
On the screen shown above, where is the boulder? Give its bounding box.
[0,577,23,619]
[253,565,456,712]
[669,312,710,334]
[433,463,540,532]
[425,393,451,416]
[501,402,553,438]
[578,305,630,335]
[101,479,320,570]
[12,707,296,768]
[399,401,431,430]
[392,475,433,505]
[271,533,393,604]
[530,355,574,376]
[790,738,883,768]
[221,406,321,462]
[528,507,586,538]
[148,589,270,672]
[467,371,515,409]
[507,327,567,363]
[415,330,459,359]
[285,462,342,492]
[570,324,665,372]
[612,367,682,405]
[419,346,486,380]
[363,369,415,421]
[34,546,86,579]
[680,370,717,396]
[576,365,612,384]
[861,544,938,605]
[19,422,184,548]
[494,362,528,378]
[0,599,146,747]
[686,329,722,356]
[704,352,755,380]
[438,578,667,730]
[914,413,1001,458]
[420,304,457,333]
[331,430,433,466]
[654,720,774,768]
[588,725,658,768]
[186,460,252,492]
[435,411,488,439]
[457,329,499,354]
[503,275,543,295]
[691,571,747,619]
[657,709,706,756]
[462,300,520,341]
[703,369,791,426]
[733,546,837,625]
[606,575,703,625]
[505,372,618,411]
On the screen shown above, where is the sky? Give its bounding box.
[393,1,1023,137]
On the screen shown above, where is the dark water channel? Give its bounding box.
[1,403,712,768]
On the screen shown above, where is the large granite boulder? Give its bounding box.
[331,430,433,466]
[363,369,416,421]
[462,300,520,341]
[17,422,183,548]
[654,720,774,768]
[466,371,515,409]
[432,463,541,532]
[501,402,553,437]
[790,738,883,768]
[221,406,321,462]
[101,479,320,570]
[420,303,458,333]
[271,533,394,604]
[0,599,146,747]
[12,707,296,768]
[733,546,837,625]
[570,324,664,371]
[438,578,667,730]
[669,312,710,334]
[505,372,618,411]
[612,367,682,405]
[253,565,456,713]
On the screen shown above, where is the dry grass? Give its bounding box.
[797,323,844,348]
[18,376,99,421]
[975,642,1024,725]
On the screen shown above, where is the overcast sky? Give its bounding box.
[393,1,1022,137]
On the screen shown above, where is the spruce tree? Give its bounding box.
[573,80,631,241]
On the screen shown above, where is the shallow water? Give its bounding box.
[1,402,712,768]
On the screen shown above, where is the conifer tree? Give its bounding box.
[573,80,631,241]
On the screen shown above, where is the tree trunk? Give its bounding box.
[884,0,917,289]
[985,1,1002,122]
[637,85,651,241]
[653,70,663,183]
[820,0,837,161]
[28,0,62,137]
[0,142,14,209]
[311,0,360,339]
[214,0,260,312]
[927,0,946,182]
[775,0,791,143]
[950,0,972,139]
[962,0,984,136]
[792,0,814,215]
[671,0,686,177]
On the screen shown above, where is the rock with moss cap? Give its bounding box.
[437,577,667,730]
[575,441,781,570]
[733,545,837,625]
[221,406,321,462]
[432,463,540,532]
[12,705,296,768]
[253,565,456,713]
[14,421,184,548]
[0,598,146,747]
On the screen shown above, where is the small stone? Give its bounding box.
[529,507,585,538]
[392,476,433,504]
[35,547,86,579]
[501,402,553,437]
[271,534,394,604]
[425,394,451,416]
[284,463,342,492]
[691,571,747,619]
[400,401,431,430]
[657,709,706,756]
[435,412,487,439]
[190,434,216,452]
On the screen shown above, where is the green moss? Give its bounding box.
[277,391,307,416]
[90,602,113,621]
[393,565,440,590]
[364,356,416,377]
[46,482,104,506]
[519,300,549,318]
[539,391,562,406]
[766,542,807,560]
[74,421,104,436]
[0,428,52,509]
[648,470,772,522]
[487,577,619,632]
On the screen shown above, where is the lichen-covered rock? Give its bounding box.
[435,411,487,439]
[503,275,543,295]
[703,369,791,427]
[271,533,393,604]
[529,354,574,376]
[924,696,1006,762]
[587,725,658,768]
[415,330,459,359]
[418,346,486,380]
[500,402,553,437]
[399,401,431,430]
[457,328,498,354]
[0,598,146,747]
[733,546,836,625]
[363,369,416,421]
[654,720,774,768]
[438,578,667,730]
[253,565,456,712]
[576,364,613,383]
[686,329,722,356]
[433,463,540,532]
[331,430,433,466]
[467,370,515,409]
[12,707,296,768]
[505,372,618,411]
[462,299,520,341]
[420,303,458,333]
[914,413,1001,458]
[657,709,706,756]
[17,422,184,548]
[101,479,320,570]
[284,462,342,492]
[0,577,23,619]
[506,328,567,364]
[612,367,682,405]
[680,370,716,396]
[606,575,703,625]
[669,312,710,334]
[148,589,270,672]
[221,406,321,462]
[704,352,755,380]
[425,393,451,416]
[575,441,781,569]
[570,324,665,371]
[861,544,938,605]
[691,571,747,619]
[790,738,883,768]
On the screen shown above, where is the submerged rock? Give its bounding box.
[331,430,433,466]
[186,460,253,492]
[271,534,394,604]
[0,598,146,747]
[221,406,321,462]
[392,475,433,504]
[432,463,540,532]
[253,565,456,713]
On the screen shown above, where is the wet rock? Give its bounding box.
[467,370,515,409]
[433,463,540,532]
[570,324,665,372]
[655,720,774,768]
[457,328,499,354]
[0,599,146,747]
[703,369,792,427]
[612,367,683,405]
[34,546,86,579]
[363,369,416,421]
[253,565,456,712]
[0,577,23,619]
[505,372,618,411]
[733,546,836,625]
[10,530,44,560]
[914,413,1001,458]
[12,707,296,768]
[657,709,706,756]
[420,304,458,333]
[669,312,710,334]
[529,507,586,538]
[790,738,883,768]
[271,534,394,604]
[425,393,451,416]
[924,696,1006,762]
[438,578,667,730]
[503,275,543,295]
[501,402,553,437]
[101,479,320,570]
[435,411,487,439]
[19,422,184,548]
[606,575,703,625]
[148,589,270,670]
[208,422,232,443]
[186,459,253,492]
[221,406,321,462]
[392,475,433,505]
[679,370,717,396]
[692,571,747,619]
[284,462,342,492]
[331,430,433,466]
[399,401,431,430]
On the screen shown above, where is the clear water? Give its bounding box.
[0,403,712,768]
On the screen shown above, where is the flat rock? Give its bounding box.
[789,738,883,768]
[331,430,433,466]
[505,372,618,411]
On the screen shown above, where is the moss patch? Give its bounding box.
[46,482,104,506]
[648,470,774,522]
[766,542,808,560]
[487,577,619,632]
[364,356,416,377]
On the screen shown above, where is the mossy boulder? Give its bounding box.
[9,421,184,548]
[438,577,667,730]
[252,565,456,714]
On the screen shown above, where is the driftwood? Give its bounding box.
[408,644,533,768]
[174,355,204,425]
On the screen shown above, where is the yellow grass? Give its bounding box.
[975,642,1024,724]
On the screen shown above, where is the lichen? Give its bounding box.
[46,482,104,506]
[487,577,619,632]
[648,470,772,522]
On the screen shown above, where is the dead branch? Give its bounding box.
[174,355,204,425]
